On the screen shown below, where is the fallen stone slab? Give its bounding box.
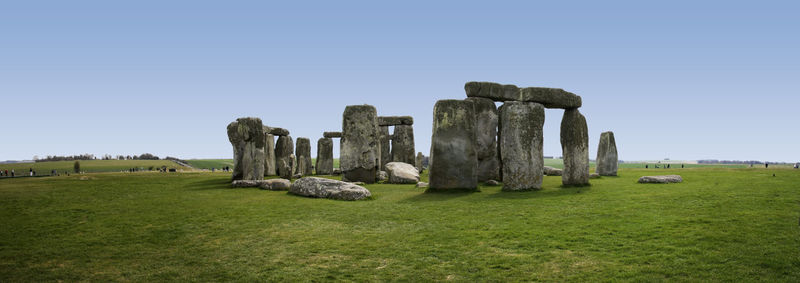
[290,177,371,200]
[323,131,342,138]
[231,180,267,188]
[543,166,563,176]
[519,87,582,109]
[385,162,420,184]
[268,127,290,136]
[259,179,292,191]
[638,175,683,184]
[416,182,428,188]
[377,116,414,126]
[485,180,501,186]
[590,173,600,179]
[464,81,520,101]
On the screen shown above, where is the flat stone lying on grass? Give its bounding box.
[385,162,420,184]
[638,175,683,184]
[543,166,563,176]
[289,177,372,201]
[416,182,428,188]
[231,180,266,188]
[485,180,501,186]
[590,173,600,179]
[259,179,292,191]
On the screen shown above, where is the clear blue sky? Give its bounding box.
[1,1,798,162]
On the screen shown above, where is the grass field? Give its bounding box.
[1,167,798,281]
[0,160,191,175]
[186,159,341,170]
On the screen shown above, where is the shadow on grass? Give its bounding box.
[400,189,478,202]
[485,186,592,199]
[185,178,234,190]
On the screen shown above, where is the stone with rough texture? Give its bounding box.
[590,173,600,179]
[275,135,294,179]
[385,162,420,184]
[227,117,266,181]
[429,99,478,190]
[378,171,388,182]
[231,180,266,188]
[499,101,545,191]
[258,178,292,190]
[464,81,520,101]
[416,182,428,188]
[391,125,415,165]
[543,166,563,176]
[377,116,414,126]
[295,138,312,176]
[467,97,500,182]
[323,131,342,138]
[341,105,380,183]
[315,138,334,175]
[596,131,618,176]
[485,180,501,186]
[561,109,590,186]
[268,127,290,136]
[263,126,276,176]
[379,126,391,171]
[638,175,683,183]
[333,168,341,175]
[519,87,582,109]
[416,152,425,172]
[290,177,372,200]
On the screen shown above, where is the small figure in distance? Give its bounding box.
[667,164,671,169]
[765,163,769,169]
[681,164,684,168]
[645,164,648,169]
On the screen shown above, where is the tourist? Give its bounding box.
[11,169,15,177]
[667,164,671,169]
[645,164,648,169]
[681,164,684,168]
[765,163,769,169]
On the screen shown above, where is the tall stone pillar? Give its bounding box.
[263,127,276,176]
[561,109,590,186]
[596,131,618,176]
[466,97,500,182]
[227,117,265,181]
[295,137,312,176]
[429,100,477,191]
[341,105,380,183]
[315,137,334,175]
[499,102,545,191]
[391,125,415,165]
[379,126,391,170]
[275,135,294,179]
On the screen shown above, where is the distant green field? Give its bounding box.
[189,159,341,170]
[0,160,190,175]
[1,167,798,281]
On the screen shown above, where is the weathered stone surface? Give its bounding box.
[485,180,501,186]
[429,99,478,191]
[315,138,334,175]
[415,152,425,172]
[561,109,590,186]
[258,178,292,190]
[467,97,500,182]
[268,127,290,136]
[638,175,683,183]
[385,162,420,184]
[231,179,266,188]
[323,131,342,138]
[275,135,294,179]
[290,177,372,201]
[295,138,312,176]
[543,166,563,176]
[519,87,582,109]
[416,182,428,188]
[379,125,391,171]
[596,131,618,176]
[391,125,415,165]
[499,101,545,191]
[377,116,414,126]
[333,168,341,175]
[341,105,380,183]
[378,171,388,182]
[263,126,276,176]
[464,81,520,101]
[589,173,600,179]
[227,117,266,181]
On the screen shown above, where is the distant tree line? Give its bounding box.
[698,159,793,165]
[36,153,161,162]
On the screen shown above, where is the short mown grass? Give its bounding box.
[0,168,798,281]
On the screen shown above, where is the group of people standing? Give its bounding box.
[0,169,15,177]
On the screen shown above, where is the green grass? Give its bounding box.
[0,160,190,175]
[184,159,234,169]
[1,168,799,281]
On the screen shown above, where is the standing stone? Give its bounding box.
[275,135,294,179]
[499,102,545,191]
[227,117,265,181]
[429,99,477,191]
[561,109,590,186]
[415,152,425,172]
[596,131,618,176]
[263,126,276,176]
[391,125,415,165]
[379,125,391,171]
[295,137,312,176]
[316,137,334,175]
[466,97,500,182]
[340,105,380,183]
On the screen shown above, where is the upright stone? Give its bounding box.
[295,137,312,176]
[561,109,590,186]
[316,137,334,175]
[379,125,391,171]
[341,105,380,183]
[415,152,424,172]
[263,126,276,176]
[466,97,500,182]
[596,131,618,176]
[391,125,415,165]
[226,117,266,181]
[499,102,545,191]
[429,99,478,191]
[275,135,294,179]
